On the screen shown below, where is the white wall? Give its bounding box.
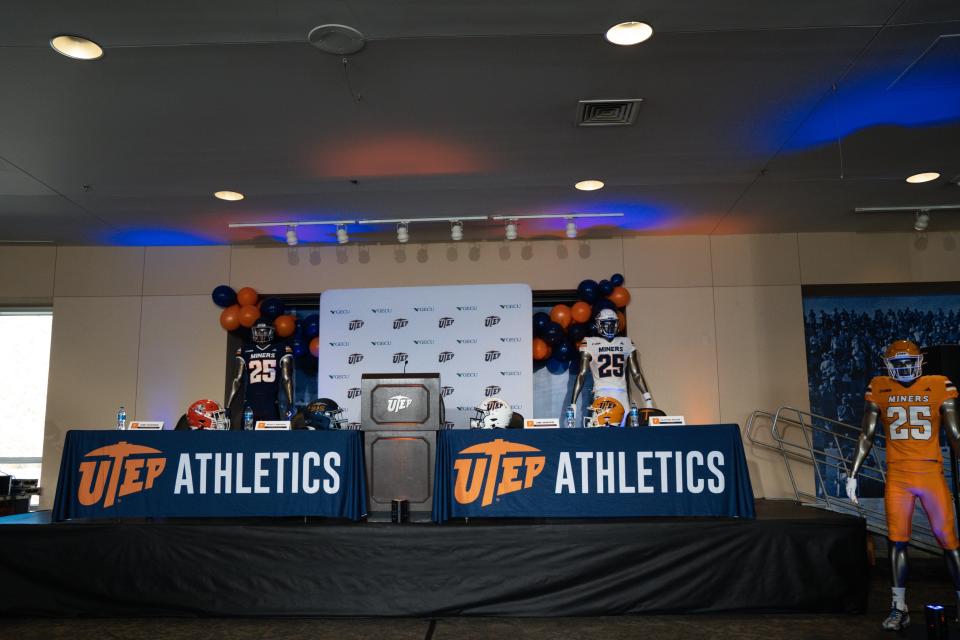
[1,231,957,508]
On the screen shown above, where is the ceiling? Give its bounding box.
[0,0,959,245]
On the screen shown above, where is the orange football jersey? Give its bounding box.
[866,375,958,468]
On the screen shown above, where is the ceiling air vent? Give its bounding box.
[576,99,643,127]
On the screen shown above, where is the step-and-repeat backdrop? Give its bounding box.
[318,284,532,427]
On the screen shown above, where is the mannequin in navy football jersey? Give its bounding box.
[227,320,294,423]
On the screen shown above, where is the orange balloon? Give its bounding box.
[274,314,296,338]
[550,304,572,329]
[609,286,631,308]
[236,287,259,307]
[238,304,261,328]
[219,305,240,331]
[571,301,592,324]
[616,311,626,335]
[532,337,552,360]
[309,336,320,357]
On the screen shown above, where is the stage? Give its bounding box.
[0,499,868,618]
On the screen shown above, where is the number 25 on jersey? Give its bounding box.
[249,359,277,384]
[888,405,932,440]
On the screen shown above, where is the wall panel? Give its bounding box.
[41,296,142,508]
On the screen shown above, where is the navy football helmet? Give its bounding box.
[251,320,275,346]
[303,398,347,430]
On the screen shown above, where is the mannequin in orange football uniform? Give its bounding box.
[847,340,960,631]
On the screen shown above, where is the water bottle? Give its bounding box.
[564,405,576,429]
[116,406,126,431]
[243,406,254,431]
[629,403,640,428]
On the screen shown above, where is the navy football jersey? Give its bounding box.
[237,343,293,405]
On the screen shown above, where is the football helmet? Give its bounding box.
[251,320,275,346]
[470,397,513,429]
[186,399,229,430]
[303,397,347,430]
[587,396,625,428]
[594,308,619,340]
[883,339,923,383]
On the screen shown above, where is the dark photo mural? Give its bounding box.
[802,284,960,498]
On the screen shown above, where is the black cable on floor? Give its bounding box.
[424,618,437,640]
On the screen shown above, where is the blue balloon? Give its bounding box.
[568,322,588,343]
[211,285,237,308]
[598,279,614,296]
[532,311,551,334]
[554,341,574,363]
[593,299,617,316]
[303,314,320,339]
[610,273,625,287]
[260,297,285,320]
[543,321,565,345]
[577,279,599,303]
[546,357,568,375]
[291,338,307,357]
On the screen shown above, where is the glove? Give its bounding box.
[845,476,859,505]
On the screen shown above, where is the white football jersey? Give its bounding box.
[580,336,635,396]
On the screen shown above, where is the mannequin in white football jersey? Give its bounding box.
[570,309,655,426]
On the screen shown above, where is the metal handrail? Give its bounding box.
[746,406,942,554]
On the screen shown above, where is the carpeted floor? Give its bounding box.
[2,551,957,640]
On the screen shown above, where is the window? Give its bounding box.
[0,310,52,496]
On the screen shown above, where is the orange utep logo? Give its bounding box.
[77,441,167,508]
[453,439,546,507]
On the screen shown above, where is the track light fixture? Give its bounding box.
[914,211,930,232]
[505,220,518,241]
[565,218,577,239]
[336,224,349,244]
[396,222,410,244]
[450,220,464,241]
[286,225,299,247]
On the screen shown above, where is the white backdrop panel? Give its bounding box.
[318,284,532,427]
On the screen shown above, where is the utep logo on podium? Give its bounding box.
[453,439,545,507]
[77,441,167,508]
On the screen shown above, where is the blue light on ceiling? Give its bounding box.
[108,228,219,246]
[782,66,960,151]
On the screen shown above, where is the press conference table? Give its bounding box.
[432,424,755,523]
[52,425,754,524]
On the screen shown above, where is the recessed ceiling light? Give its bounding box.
[905,172,940,184]
[575,180,605,191]
[50,35,103,60]
[214,190,244,201]
[605,22,654,46]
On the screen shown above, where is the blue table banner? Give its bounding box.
[433,424,755,523]
[53,430,367,522]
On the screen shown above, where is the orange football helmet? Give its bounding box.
[588,396,625,428]
[186,399,229,430]
[883,339,923,383]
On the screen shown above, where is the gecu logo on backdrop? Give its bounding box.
[77,442,167,508]
[453,439,545,507]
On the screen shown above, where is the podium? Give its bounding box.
[360,373,441,521]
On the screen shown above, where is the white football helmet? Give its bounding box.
[594,308,619,340]
[470,397,513,429]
